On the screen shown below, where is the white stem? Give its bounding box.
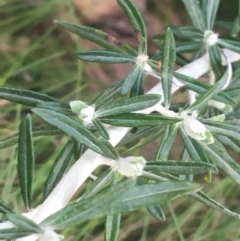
[17,49,240,240]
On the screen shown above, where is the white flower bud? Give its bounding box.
[69,100,96,126]
[69,100,88,114]
[79,105,96,126]
[204,30,218,46]
[113,156,146,177]
[182,115,214,144]
[209,100,232,112]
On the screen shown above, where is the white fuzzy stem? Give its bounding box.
[17,49,240,241]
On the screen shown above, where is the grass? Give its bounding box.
[1,0,240,240]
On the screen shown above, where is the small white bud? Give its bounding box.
[79,105,96,126]
[113,156,146,177]
[204,30,218,46]
[182,115,214,144]
[69,100,88,114]
[209,100,232,112]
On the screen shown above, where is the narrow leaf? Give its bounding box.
[205,0,219,29]
[18,114,35,209]
[32,108,106,157]
[96,94,161,117]
[105,214,121,241]
[98,137,119,160]
[0,229,32,239]
[121,65,143,95]
[186,68,230,113]
[76,50,134,63]
[41,179,135,229]
[81,170,114,199]
[145,161,217,175]
[119,126,162,146]
[192,191,240,219]
[94,79,124,109]
[130,71,144,96]
[162,28,176,109]
[0,198,13,214]
[218,39,240,54]
[201,140,240,184]
[155,124,178,160]
[117,0,147,51]
[37,101,73,116]
[92,118,110,140]
[99,113,181,127]
[174,72,234,104]
[7,213,42,234]
[0,125,62,150]
[0,87,58,107]
[43,139,74,199]
[147,205,165,221]
[209,44,224,80]
[181,0,205,31]
[55,21,123,53]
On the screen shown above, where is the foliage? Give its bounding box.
[1,0,240,240]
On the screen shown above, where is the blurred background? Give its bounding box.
[1,0,240,240]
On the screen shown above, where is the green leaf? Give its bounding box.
[186,68,230,113]
[218,39,240,54]
[99,113,181,127]
[41,179,135,229]
[98,137,119,160]
[96,94,161,117]
[175,26,204,39]
[32,108,106,157]
[119,126,162,146]
[0,125,62,150]
[41,181,199,229]
[7,213,42,234]
[43,139,74,200]
[105,214,121,241]
[205,0,219,29]
[181,0,205,31]
[180,127,211,164]
[200,140,240,184]
[209,44,224,80]
[201,119,240,141]
[94,79,124,109]
[130,71,144,96]
[81,170,114,199]
[18,114,35,209]
[37,101,73,116]
[0,87,58,107]
[92,118,110,140]
[76,50,135,63]
[162,28,176,109]
[231,15,240,37]
[155,124,178,160]
[174,72,234,105]
[0,229,32,239]
[73,140,86,160]
[121,65,143,95]
[110,182,200,213]
[147,205,165,221]
[55,21,123,53]
[176,42,203,53]
[145,161,217,175]
[117,0,147,52]
[0,198,13,214]
[192,191,240,219]
[216,135,240,152]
